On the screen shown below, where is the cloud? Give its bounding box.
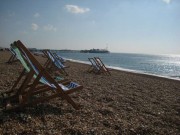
[65,5,90,14]
[34,13,40,18]
[162,0,172,4]
[31,23,39,31]
[43,24,57,32]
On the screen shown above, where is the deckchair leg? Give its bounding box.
[5,92,79,111]
[64,95,80,109]
[43,60,48,67]
[2,70,34,108]
[60,69,68,76]
[12,55,16,62]
[7,54,17,64]
[44,59,51,68]
[7,55,14,63]
[17,70,34,97]
[24,70,44,102]
[11,69,26,91]
[2,69,26,98]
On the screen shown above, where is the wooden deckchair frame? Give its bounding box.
[2,41,83,111]
[88,58,101,74]
[94,57,111,75]
[42,50,53,69]
[6,45,18,63]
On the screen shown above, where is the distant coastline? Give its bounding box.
[80,48,110,53]
[26,48,110,53]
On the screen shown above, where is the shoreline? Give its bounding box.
[66,58,180,82]
[34,51,180,82]
[0,51,179,134]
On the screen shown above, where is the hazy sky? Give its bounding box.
[0,0,179,54]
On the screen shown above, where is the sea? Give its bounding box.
[56,52,180,80]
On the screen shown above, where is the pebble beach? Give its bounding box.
[0,50,179,135]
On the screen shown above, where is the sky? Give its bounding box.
[0,0,179,54]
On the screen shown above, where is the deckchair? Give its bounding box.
[43,49,68,74]
[94,57,111,75]
[2,40,83,110]
[42,50,65,68]
[87,58,101,74]
[43,50,69,76]
[2,42,67,109]
[6,44,66,95]
[6,46,18,63]
[51,50,66,64]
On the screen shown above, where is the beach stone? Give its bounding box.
[62,128,83,135]
[19,113,32,123]
[98,109,113,116]
[87,129,95,135]
[103,120,111,128]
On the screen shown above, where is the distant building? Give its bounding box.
[80,48,110,53]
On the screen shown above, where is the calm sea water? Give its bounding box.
[57,52,180,80]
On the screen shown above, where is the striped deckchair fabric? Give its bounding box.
[43,49,69,75]
[21,48,77,91]
[11,44,30,72]
[6,46,18,63]
[51,51,66,63]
